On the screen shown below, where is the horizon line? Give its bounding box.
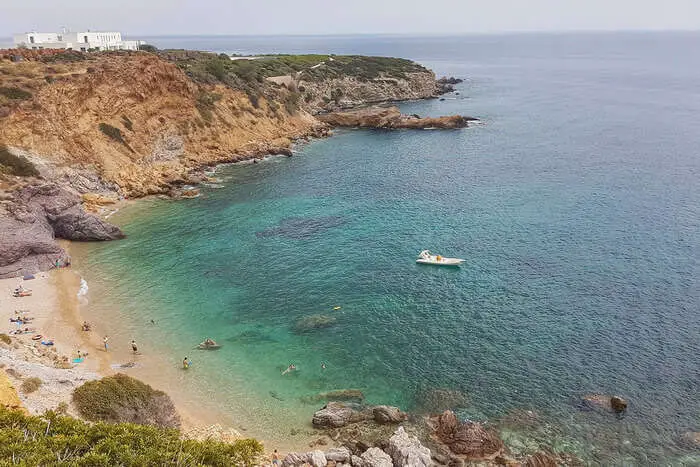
[2,28,700,40]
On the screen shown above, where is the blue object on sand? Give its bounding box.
[72,358,84,363]
[23,274,35,280]
[41,341,54,346]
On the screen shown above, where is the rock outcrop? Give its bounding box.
[0,183,123,278]
[360,447,393,467]
[579,394,629,414]
[430,410,504,460]
[313,402,357,428]
[386,426,432,467]
[373,405,408,424]
[610,396,628,413]
[317,106,477,130]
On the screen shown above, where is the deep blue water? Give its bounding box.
[75,33,700,464]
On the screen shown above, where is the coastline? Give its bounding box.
[0,242,276,447]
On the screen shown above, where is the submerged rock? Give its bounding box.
[386,426,432,467]
[373,405,408,424]
[680,431,700,448]
[579,394,629,414]
[256,216,346,239]
[430,410,504,460]
[413,387,469,414]
[294,314,337,333]
[311,389,365,403]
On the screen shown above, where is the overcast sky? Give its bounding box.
[2,0,699,36]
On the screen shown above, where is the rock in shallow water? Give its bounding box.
[326,446,352,463]
[294,314,337,333]
[610,396,628,413]
[373,405,408,424]
[431,410,504,460]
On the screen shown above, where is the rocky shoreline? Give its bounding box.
[0,48,472,279]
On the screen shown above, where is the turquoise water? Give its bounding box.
[75,33,700,464]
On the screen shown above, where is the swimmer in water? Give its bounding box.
[321,362,326,370]
[281,364,296,375]
[183,357,190,369]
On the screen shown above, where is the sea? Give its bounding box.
[68,33,700,464]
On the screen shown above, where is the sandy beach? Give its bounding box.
[0,248,249,446]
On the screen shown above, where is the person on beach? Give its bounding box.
[131,340,138,354]
[271,449,280,466]
[183,357,190,369]
[281,364,296,375]
[103,336,109,351]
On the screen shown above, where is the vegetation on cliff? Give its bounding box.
[0,407,263,466]
[0,144,39,177]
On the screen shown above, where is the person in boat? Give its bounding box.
[281,364,297,375]
[183,356,190,369]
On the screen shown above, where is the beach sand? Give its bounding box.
[0,249,257,447]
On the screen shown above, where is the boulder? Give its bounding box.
[386,426,432,467]
[351,455,364,467]
[308,450,327,467]
[373,405,408,424]
[360,447,393,467]
[282,452,310,466]
[431,410,503,460]
[326,446,352,463]
[313,401,355,428]
[610,396,627,413]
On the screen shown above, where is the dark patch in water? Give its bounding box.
[269,391,285,401]
[256,216,346,239]
[226,329,277,344]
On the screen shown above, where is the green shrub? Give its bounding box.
[20,377,42,394]
[0,408,263,466]
[98,122,125,144]
[0,86,32,100]
[139,44,158,53]
[0,334,11,345]
[121,115,133,131]
[73,374,180,428]
[205,58,228,81]
[0,145,40,177]
[195,90,221,123]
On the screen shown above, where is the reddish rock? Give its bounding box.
[431,410,504,460]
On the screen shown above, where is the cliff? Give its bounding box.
[0,49,470,277]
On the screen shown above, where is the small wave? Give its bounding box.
[77,278,88,298]
[105,208,119,219]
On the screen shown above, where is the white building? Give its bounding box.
[13,30,143,51]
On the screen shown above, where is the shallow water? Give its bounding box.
[72,33,700,463]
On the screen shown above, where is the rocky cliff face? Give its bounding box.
[300,72,439,113]
[0,183,124,278]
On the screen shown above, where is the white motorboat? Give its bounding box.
[416,250,465,266]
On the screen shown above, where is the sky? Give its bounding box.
[1,0,699,36]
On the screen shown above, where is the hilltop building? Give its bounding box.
[13,30,143,51]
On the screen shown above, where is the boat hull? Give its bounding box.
[416,258,464,267]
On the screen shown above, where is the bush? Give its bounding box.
[0,408,264,466]
[121,115,133,131]
[73,374,181,428]
[0,334,11,345]
[0,86,32,100]
[0,145,40,177]
[98,122,125,144]
[195,90,221,123]
[139,44,158,53]
[20,377,42,394]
